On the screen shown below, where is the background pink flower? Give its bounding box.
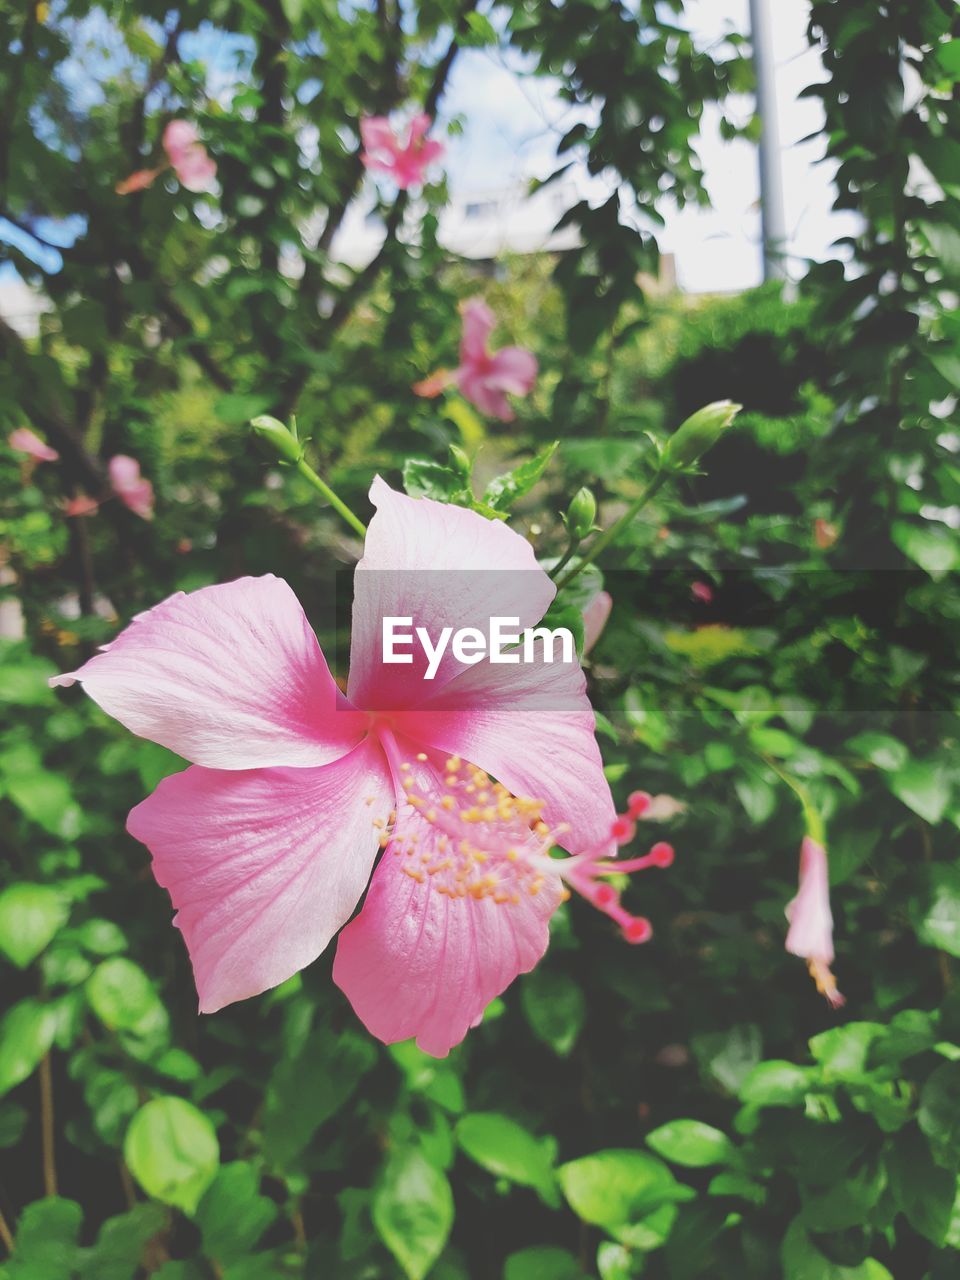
[414,298,538,421]
[109,455,154,520]
[582,589,612,654]
[163,120,217,192]
[51,478,639,1056]
[9,427,59,463]
[360,113,444,190]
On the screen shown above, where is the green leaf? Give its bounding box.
[918,1062,960,1155]
[887,757,951,824]
[83,1204,166,1280]
[808,1023,885,1078]
[456,1112,559,1206]
[0,999,57,1096]
[739,1061,812,1108]
[196,1162,278,1265]
[645,1119,734,1168]
[558,1150,691,1242]
[891,520,960,578]
[372,1148,454,1280]
[782,1218,893,1280]
[0,1100,28,1148]
[521,968,586,1057]
[691,1024,762,1093]
[503,1247,585,1280]
[0,883,69,968]
[4,770,82,839]
[0,656,57,706]
[482,442,558,512]
[263,1027,377,1166]
[4,1197,83,1276]
[844,733,909,773]
[886,1126,955,1245]
[86,958,169,1041]
[916,865,960,957]
[124,1097,220,1216]
[402,458,472,504]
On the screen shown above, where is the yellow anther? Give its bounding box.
[416,752,428,762]
[402,866,425,883]
[425,808,437,823]
[440,795,455,811]
[399,761,411,772]
[446,756,461,772]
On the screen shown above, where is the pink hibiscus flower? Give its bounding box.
[414,298,538,422]
[9,427,59,463]
[116,120,216,196]
[51,479,667,1056]
[360,113,444,190]
[785,835,843,1008]
[690,580,713,604]
[109,455,154,521]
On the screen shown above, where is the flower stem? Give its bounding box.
[39,1052,57,1197]
[294,457,367,538]
[555,470,667,591]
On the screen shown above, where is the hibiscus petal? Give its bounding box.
[9,427,59,462]
[459,297,495,365]
[486,346,538,396]
[51,575,365,769]
[398,657,616,855]
[332,757,560,1056]
[360,116,400,162]
[457,367,514,421]
[347,478,556,708]
[412,369,455,398]
[128,738,394,1013]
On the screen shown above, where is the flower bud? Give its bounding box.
[566,487,597,540]
[251,415,303,464]
[661,400,741,472]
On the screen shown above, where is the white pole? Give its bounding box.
[748,0,789,281]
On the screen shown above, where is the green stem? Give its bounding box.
[294,457,367,537]
[555,470,668,591]
[548,538,579,581]
[762,756,825,843]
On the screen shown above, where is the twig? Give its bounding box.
[39,1053,57,1198]
[0,1202,13,1254]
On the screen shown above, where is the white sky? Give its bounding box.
[441,0,858,291]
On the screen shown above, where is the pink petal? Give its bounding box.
[9,427,59,462]
[109,455,154,520]
[360,116,400,161]
[162,120,200,165]
[459,297,496,365]
[347,477,556,708]
[175,149,217,193]
[115,168,162,196]
[406,113,432,147]
[128,738,394,1012]
[51,575,366,769]
[486,347,538,396]
[785,836,835,964]
[582,590,612,655]
[397,657,616,857]
[333,752,561,1056]
[457,367,514,421]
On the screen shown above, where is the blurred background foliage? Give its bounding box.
[2,0,960,1277]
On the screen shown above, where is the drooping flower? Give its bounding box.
[360,113,444,190]
[691,580,713,604]
[785,835,843,1008]
[51,479,669,1056]
[9,427,59,463]
[116,120,216,196]
[414,298,538,422]
[582,589,612,655]
[109,455,154,521]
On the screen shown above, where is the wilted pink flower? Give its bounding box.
[691,580,713,604]
[163,120,217,192]
[785,835,843,1008]
[51,479,671,1056]
[109,455,154,521]
[360,113,444,190]
[117,121,215,196]
[582,589,612,655]
[814,518,839,550]
[414,299,538,422]
[64,495,100,518]
[9,427,59,463]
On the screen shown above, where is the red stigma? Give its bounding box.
[623,917,653,944]
[627,790,651,819]
[650,841,674,868]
